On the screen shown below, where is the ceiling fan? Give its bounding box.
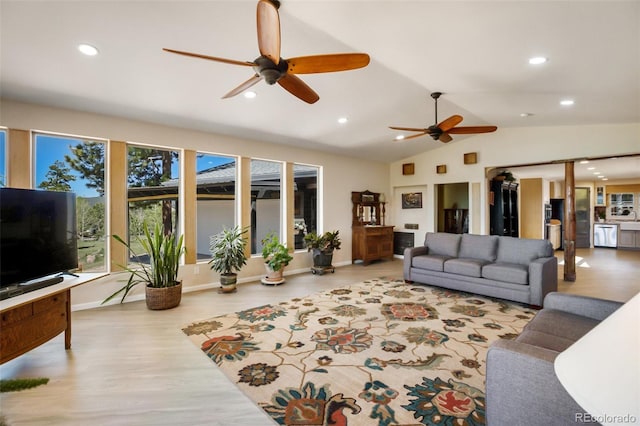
[390,92,498,143]
[163,0,370,104]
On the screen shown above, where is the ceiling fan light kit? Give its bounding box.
[163,0,370,104]
[390,92,498,143]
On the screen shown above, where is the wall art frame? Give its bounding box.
[401,192,423,209]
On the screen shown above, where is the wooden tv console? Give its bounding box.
[0,273,107,364]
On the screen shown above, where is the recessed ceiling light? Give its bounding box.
[78,43,99,56]
[243,91,256,99]
[520,113,533,117]
[395,135,405,141]
[601,178,609,181]
[580,160,589,164]
[587,167,595,170]
[528,56,548,65]
[593,172,601,175]
[337,117,348,124]
[560,99,575,106]
[599,176,606,179]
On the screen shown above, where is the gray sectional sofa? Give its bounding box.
[486,292,624,425]
[403,232,557,306]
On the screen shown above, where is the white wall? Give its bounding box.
[391,123,640,236]
[1,99,390,308]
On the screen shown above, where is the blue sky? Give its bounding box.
[36,134,233,197]
[35,134,101,197]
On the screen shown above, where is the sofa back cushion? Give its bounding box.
[496,236,554,265]
[459,234,499,262]
[425,232,461,257]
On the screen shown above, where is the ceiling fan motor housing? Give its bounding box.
[254,56,288,85]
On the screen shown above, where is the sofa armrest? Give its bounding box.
[529,257,558,306]
[486,339,598,425]
[403,246,427,280]
[543,292,623,321]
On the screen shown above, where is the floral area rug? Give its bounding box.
[182,278,536,425]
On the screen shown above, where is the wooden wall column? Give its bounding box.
[183,150,197,264]
[109,141,128,271]
[7,129,31,188]
[563,161,576,282]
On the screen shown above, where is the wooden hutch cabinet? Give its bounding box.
[351,190,394,265]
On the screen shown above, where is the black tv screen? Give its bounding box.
[0,188,78,287]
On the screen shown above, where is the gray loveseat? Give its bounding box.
[486,292,624,425]
[403,232,557,306]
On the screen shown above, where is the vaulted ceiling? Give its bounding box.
[1,1,639,177]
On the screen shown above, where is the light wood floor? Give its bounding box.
[1,248,638,426]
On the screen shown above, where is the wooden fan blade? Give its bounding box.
[257,0,281,65]
[222,74,263,99]
[277,74,319,104]
[163,48,255,67]
[448,125,498,134]
[287,53,370,74]
[397,131,430,141]
[437,115,463,132]
[439,132,453,143]
[389,126,430,132]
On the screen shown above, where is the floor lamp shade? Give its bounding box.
[554,293,639,425]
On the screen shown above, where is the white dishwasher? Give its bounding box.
[593,223,618,248]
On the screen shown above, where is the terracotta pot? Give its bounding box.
[263,264,285,284]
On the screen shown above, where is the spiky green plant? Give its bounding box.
[103,222,185,304]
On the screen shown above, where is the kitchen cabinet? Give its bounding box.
[547,224,561,250]
[618,230,640,249]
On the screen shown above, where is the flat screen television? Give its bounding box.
[0,188,78,294]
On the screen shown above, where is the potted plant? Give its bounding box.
[304,230,341,272]
[495,170,515,182]
[261,232,293,284]
[103,222,185,310]
[208,225,248,293]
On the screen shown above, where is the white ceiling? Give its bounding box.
[1,1,639,179]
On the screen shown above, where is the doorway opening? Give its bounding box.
[436,182,469,234]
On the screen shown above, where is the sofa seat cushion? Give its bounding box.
[459,234,499,262]
[412,255,452,272]
[496,236,554,266]
[425,232,461,257]
[482,262,529,285]
[525,309,601,342]
[515,329,577,353]
[444,258,490,278]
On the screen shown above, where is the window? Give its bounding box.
[251,159,282,255]
[0,129,6,187]
[195,153,237,260]
[293,164,319,250]
[34,132,107,272]
[127,145,180,263]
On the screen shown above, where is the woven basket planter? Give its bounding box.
[145,281,182,310]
